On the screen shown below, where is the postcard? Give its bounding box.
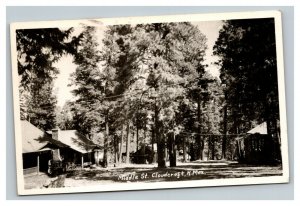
[10,10,289,195]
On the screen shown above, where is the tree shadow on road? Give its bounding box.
[65,161,282,184]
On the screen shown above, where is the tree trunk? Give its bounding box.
[136,124,139,152]
[190,143,195,161]
[183,135,186,162]
[265,100,281,163]
[151,125,156,163]
[208,136,211,160]
[125,121,130,164]
[157,142,166,167]
[211,136,215,160]
[151,125,155,151]
[196,97,203,160]
[103,115,109,168]
[201,138,205,161]
[168,132,176,167]
[155,100,166,168]
[141,128,146,164]
[222,98,228,160]
[114,134,118,166]
[118,123,124,164]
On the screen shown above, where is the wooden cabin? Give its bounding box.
[236,122,280,164]
[21,120,99,175]
[46,129,97,167]
[21,121,68,175]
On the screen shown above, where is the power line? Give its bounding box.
[179,131,245,136]
[89,80,201,100]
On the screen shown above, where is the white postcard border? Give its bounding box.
[10,10,289,196]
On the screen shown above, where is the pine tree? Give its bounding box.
[213,18,280,160]
[17,28,80,88]
[131,22,208,167]
[17,27,81,130]
[25,80,57,131]
[101,25,138,164]
[70,26,110,166]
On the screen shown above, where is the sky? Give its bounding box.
[193,21,224,77]
[53,20,223,108]
[53,26,105,107]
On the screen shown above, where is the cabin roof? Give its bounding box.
[21,120,95,154]
[21,120,48,153]
[247,122,268,135]
[46,130,96,154]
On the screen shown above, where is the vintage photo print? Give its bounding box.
[10,10,289,195]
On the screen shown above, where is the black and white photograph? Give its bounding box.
[10,11,289,195]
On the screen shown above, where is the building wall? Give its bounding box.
[22,151,51,174]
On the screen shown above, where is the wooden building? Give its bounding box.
[236,122,280,164]
[21,121,68,175]
[21,120,98,175]
[46,129,97,167]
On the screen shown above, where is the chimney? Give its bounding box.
[52,126,59,140]
[51,126,62,161]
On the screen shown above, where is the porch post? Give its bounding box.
[88,152,91,163]
[81,154,84,169]
[37,154,40,175]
